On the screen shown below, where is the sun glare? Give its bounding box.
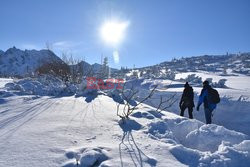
[100,20,129,45]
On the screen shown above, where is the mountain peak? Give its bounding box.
[5,46,22,54]
[0,47,65,77]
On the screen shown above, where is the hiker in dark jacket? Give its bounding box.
[179,82,195,119]
[196,81,217,124]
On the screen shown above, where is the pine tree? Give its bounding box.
[98,56,109,79]
[102,57,109,79]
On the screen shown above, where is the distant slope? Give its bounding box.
[113,52,250,79]
[157,53,250,74]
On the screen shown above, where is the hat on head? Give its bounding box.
[203,80,209,86]
[184,82,189,87]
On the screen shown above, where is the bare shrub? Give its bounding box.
[116,82,177,120]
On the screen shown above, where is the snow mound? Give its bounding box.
[147,117,203,145]
[63,147,110,167]
[147,117,248,152]
[170,140,250,167]
[4,76,107,98]
[139,109,250,166]
[0,78,13,88]
[5,75,67,96]
[185,124,248,152]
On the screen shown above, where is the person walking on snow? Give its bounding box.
[179,82,195,119]
[197,80,219,124]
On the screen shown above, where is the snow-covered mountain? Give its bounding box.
[0,47,67,77]
[0,46,119,78]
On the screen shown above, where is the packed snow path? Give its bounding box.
[0,95,185,167]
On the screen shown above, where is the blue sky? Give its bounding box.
[0,0,250,68]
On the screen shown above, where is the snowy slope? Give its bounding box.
[0,95,183,167]
[127,74,250,136]
[0,91,250,166]
[139,53,250,76]
[113,53,250,80]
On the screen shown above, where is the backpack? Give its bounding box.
[182,87,194,107]
[208,88,220,104]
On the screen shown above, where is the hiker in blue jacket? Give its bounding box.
[196,81,217,124]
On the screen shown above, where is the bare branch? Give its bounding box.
[116,82,158,119]
[155,92,177,112]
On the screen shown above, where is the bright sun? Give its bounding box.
[100,20,129,45]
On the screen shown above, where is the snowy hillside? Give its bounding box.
[114,53,250,79]
[158,53,250,75]
[130,73,250,136]
[0,93,250,167]
[0,47,67,77]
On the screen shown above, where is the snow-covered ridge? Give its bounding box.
[115,52,250,79]
[0,47,66,77]
[159,53,250,75]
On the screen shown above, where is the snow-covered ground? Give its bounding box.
[1,94,250,167]
[0,75,250,167]
[135,73,250,136]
